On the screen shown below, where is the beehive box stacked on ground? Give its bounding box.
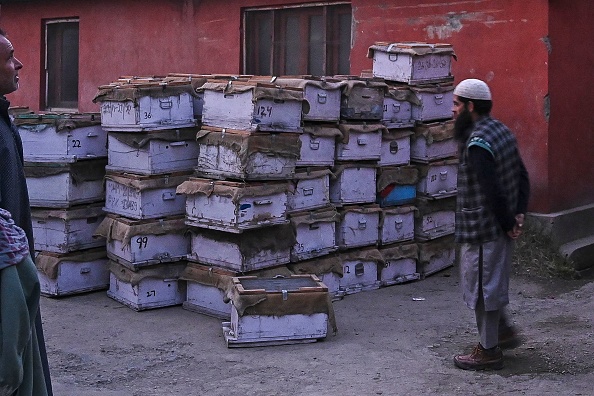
[14,112,110,296]
[92,75,203,310]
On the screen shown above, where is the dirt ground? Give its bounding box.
[40,265,594,396]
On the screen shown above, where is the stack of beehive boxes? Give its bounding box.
[369,41,458,279]
[14,112,110,296]
[92,75,203,310]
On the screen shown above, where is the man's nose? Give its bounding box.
[15,57,23,69]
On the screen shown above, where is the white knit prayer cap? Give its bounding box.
[453,78,492,100]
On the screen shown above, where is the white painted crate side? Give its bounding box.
[188,229,292,272]
[32,206,105,253]
[19,123,107,163]
[107,134,200,175]
[336,207,381,250]
[410,86,455,122]
[301,84,342,122]
[290,213,338,262]
[339,258,380,295]
[414,196,456,241]
[379,207,415,245]
[330,165,377,205]
[369,43,455,84]
[287,170,331,213]
[26,168,105,208]
[108,232,189,268]
[37,255,109,297]
[418,236,455,278]
[318,272,344,299]
[335,126,382,161]
[107,273,187,311]
[297,133,336,167]
[416,160,458,199]
[180,179,288,233]
[100,93,196,131]
[378,242,419,286]
[184,281,231,319]
[410,120,456,162]
[104,174,189,220]
[379,130,412,166]
[382,96,414,128]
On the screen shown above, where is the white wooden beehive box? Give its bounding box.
[297,124,340,167]
[24,159,107,208]
[200,80,304,132]
[106,128,200,175]
[417,235,455,278]
[378,242,419,286]
[368,42,456,84]
[31,203,105,254]
[180,262,236,319]
[339,77,386,121]
[414,196,456,241]
[187,224,294,272]
[94,77,196,131]
[107,260,187,311]
[15,112,106,163]
[382,85,416,128]
[409,83,454,122]
[94,214,189,270]
[379,205,416,246]
[195,126,299,180]
[104,171,190,220]
[410,120,457,163]
[36,248,109,297]
[335,123,383,161]
[330,163,377,205]
[379,128,412,167]
[165,73,210,120]
[177,177,288,233]
[337,248,382,295]
[222,274,333,347]
[416,159,458,198]
[288,254,344,300]
[289,208,339,262]
[376,165,419,207]
[336,205,381,250]
[287,168,331,213]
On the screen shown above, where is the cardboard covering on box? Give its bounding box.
[338,77,387,120]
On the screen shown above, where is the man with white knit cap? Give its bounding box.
[451,78,530,370]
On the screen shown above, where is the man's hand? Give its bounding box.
[507,213,525,239]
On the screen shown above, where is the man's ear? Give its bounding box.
[467,101,475,113]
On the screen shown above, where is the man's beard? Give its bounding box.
[454,108,474,143]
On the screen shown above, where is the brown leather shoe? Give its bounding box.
[454,343,504,370]
[499,325,523,349]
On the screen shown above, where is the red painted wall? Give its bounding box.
[0,0,590,213]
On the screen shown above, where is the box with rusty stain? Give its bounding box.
[378,242,419,286]
[15,112,106,163]
[36,248,109,297]
[93,77,197,132]
[200,80,304,132]
[222,274,332,347]
[416,159,458,199]
[376,165,419,207]
[104,172,190,220]
[25,159,107,208]
[187,224,294,271]
[94,214,189,271]
[107,260,187,311]
[379,205,416,245]
[379,128,412,167]
[414,196,456,241]
[410,120,457,163]
[106,128,200,175]
[409,83,454,122]
[337,248,382,295]
[336,205,381,250]
[297,124,340,167]
[330,163,377,205]
[290,208,339,262]
[417,235,455,278]
[287,168,331,213]
[177,177,288,233]
[338,77,386,121]
[368,42,456,84]
[194,126,299,180]
[31,203,105,254]
[382,85,416,128]
[335,123,383,161]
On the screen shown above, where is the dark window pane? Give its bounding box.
[46,21,79,109]
[309,14,324,76]
[338,13,351,75]
[285,15,300,75]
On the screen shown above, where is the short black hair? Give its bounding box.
[0,28,6,37]
[458,96,492,116]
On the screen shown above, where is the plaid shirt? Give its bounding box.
[455,117,522,243]
[0,207,30,269]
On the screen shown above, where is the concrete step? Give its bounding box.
[559,235,594,273]
[529,202,594,246]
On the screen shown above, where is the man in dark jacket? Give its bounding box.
[0,28,53,395]
[451,78,530,370]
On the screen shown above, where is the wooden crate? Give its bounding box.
[378,242,419,286]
